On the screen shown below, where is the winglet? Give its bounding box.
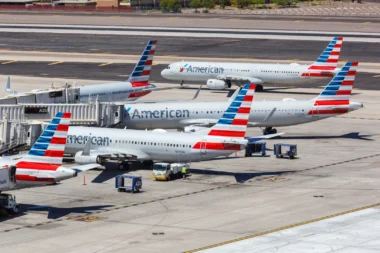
[5,76,13,94]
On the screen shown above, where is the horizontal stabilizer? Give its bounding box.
[69,163,100,172]
[246,133,284,143]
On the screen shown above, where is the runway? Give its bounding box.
[0,61,379,90]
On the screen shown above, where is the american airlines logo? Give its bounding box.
[180,64,224,74]
[126,108,190,119]
[67,135,110,146]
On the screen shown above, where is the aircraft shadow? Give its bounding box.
[92,161,149,183]
[21,204,114,219]
[279,132,375,141]
[189,168,295,183]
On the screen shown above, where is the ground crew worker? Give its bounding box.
[182,166,187,180]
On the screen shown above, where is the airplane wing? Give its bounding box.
[84,146,151,161]
[179,119,218,129]
[217,75,264,84]
[67,163,101,172]
[126,84,204,104]
[246,133,285,143]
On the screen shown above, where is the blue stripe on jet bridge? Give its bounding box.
[33,143,49,150]
[28,149,46,156]
[226,107,238,113]
[46,124,58,131]
[36,137,52,144]
[41,130,55,138]
[217,119,233,124]
[333,76,345,81]
[221,113,236,119]
[230,101,242,107]
[321,91,338,96]
[325,85,340,91]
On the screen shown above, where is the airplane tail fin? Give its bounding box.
[127,40,157,87]
[311,62,358,113]
[16,112,71,171]
[308,37,343,72]
[206,83,255,139]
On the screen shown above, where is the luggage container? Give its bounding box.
[115,175,142,193]
[245,142,266,157]
[274,144,297,159]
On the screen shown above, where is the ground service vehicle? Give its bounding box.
[152,163,188,181]
[0,166,20,214]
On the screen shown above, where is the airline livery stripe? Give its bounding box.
[232,119,249,125]
[50,137,67,144]
[308,109,349,115]
[192,142,241,151]
[208,130,246,138]
[16,174,56,182]
[44,150,64,157]
[237,107,250,114]
[16,162,61,171]
[56,124,69,132]
[314,100,349,106]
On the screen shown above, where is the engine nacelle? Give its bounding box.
[207,79,228,90]
[74,151,103,165]
[184,125,208,133]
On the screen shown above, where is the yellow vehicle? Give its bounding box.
[152,163,189,181]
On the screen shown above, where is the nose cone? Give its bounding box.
[349,101,364,111]
[161,69,169,78]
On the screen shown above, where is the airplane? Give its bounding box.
[65,83,282,169]
[0,112,98,191]
[124,62,362,135]
[4,40,158,103]
[161,37,343,91]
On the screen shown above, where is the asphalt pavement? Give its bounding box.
[0,61,377,90]
[0,33,379,62]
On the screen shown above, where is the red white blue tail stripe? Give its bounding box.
[16,112,71,172]
[303,37,343,76]
[309,61,358,115]
[207,83,256,138]
[128,40,157,87]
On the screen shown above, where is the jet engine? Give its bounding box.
[184,125,208,133]
[206,79,228,90]
[74,151,104,165]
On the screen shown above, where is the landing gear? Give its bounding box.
[226,80,232,88]
[262,127,277,135]
[180,81,184,87]
[256,84,264,92]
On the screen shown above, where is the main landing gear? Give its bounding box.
[262,127,277,135]
[256,84,264,92]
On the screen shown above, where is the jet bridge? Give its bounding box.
[0,100,125,150]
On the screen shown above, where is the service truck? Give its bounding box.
[152,163,189,181]
[0,166,20,214]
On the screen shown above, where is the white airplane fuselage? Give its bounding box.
[65,127,246,162]
[122,100,362,130]
[161,62,338,84]
[79,82,155,103]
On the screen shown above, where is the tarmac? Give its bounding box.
[1,13,380,253]
[0,76,380,253]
